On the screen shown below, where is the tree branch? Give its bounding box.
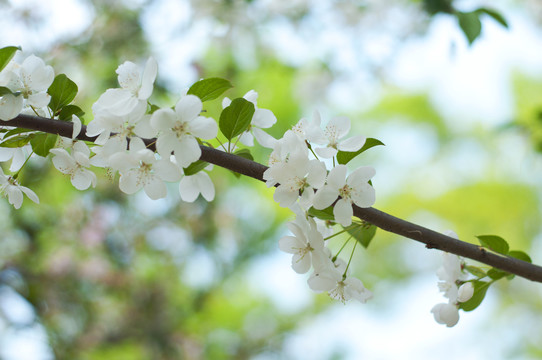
[3,114,542,283]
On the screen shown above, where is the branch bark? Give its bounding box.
[3,114,542,283]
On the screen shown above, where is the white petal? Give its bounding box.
[116,61,140,90]
[175,95,202,122]
[150,108,177,130]
[327,116,350,139]
[154,159,182,182]
[326,165,347,189]
[72,170,94,190]
[118,171,140,194]
[173,137,201,168]
[273,186,298,207]
[347,166,376,185]
[196,172,215,201]
[306,160,327,189]
[338,135,365,152]
[138,57,157,99]
[144,177,167,200]
[179,175,201,202]
[0,93,23,120]
[252,108,276,128]
[333,198,353,226]
[292,254,311,274]
[222,97,232,108]
[20,186,39,204]
[278,236,303,254]
[351,183,375,208]
[6,186,23,209]
[156,133,177,157]
[312,186,339,210]
[314,147,337,159]
[27,92,51,108]
[238,131,255,147]
[243,90,258,103]
[252,128,277,148]
[189,116,218,139]
[71,115,82,139]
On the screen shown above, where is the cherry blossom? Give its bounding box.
[109,137,181,200]
[0,167,39,209]
[306,111,365,158]
[278,216,327,274]
[151,95,217,168]
[313,164,376,226]
[50,141,97,190]
[179,168,215,202]
[91,57,157,117]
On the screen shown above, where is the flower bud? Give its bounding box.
[431,303,459,327]
[457,282,474,303]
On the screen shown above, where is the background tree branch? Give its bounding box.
[3,114,542,283]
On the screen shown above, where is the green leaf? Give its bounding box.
[187,78,233,102]
[345,222,377,248]
[508,250,532,263]
[233,148,254,161]
[0,133,35,148]
[58,104,85,121]
[459,280,490,312]
[30,133,58,157]
[487,268,509,280]
[336,138,385,165]
[476,7,508,28]
[476,235,509,255]
[48,74,78,114]
[148,103,160,114]
[0,86,15,97]
[183,160,209,176]
[308,206,335,221]
[456,11,482,45]
[0,46,20,72]
[219,98,255,141]
[465,265,486,278]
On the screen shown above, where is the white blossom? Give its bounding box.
[151,95,217,168]
[109,137,181,200]
[313,164,376,226]
[50,141,97,190]
[179,168,215,202]
[431,303,460,327]
[92,57,157,117]
[0,167,39,209]
[279,216,327,274]
[306,111,365,158]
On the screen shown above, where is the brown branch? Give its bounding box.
[3,114,542,283]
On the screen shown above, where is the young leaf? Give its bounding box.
[459,280,490,312]
[48,74,78,114]
[30,133,58,157]
[0,46,20,72]
[0,133,35,148]
[465,265,486,278]
[58,105,85,121]
[0,86,19,97]
[476,7,508,28]
[508,250,532,263]
[308,206,335,221]
[345,222,377,248]
[456,11,482,45]
[183,160,209,176]
[219,98,255,141]
[233,148,254,161]
[187,78,233,102]
[487,268,509,281]
[336,138,385,165]
[476,235,509,255]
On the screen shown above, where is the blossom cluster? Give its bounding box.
[0,50,378,306]
[431,231,474,327]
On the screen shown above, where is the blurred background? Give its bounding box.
[1,0,542,359]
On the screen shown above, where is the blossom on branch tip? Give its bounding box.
[151,95,217,168]
[0,167,39,209]
[279,216,327,274]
